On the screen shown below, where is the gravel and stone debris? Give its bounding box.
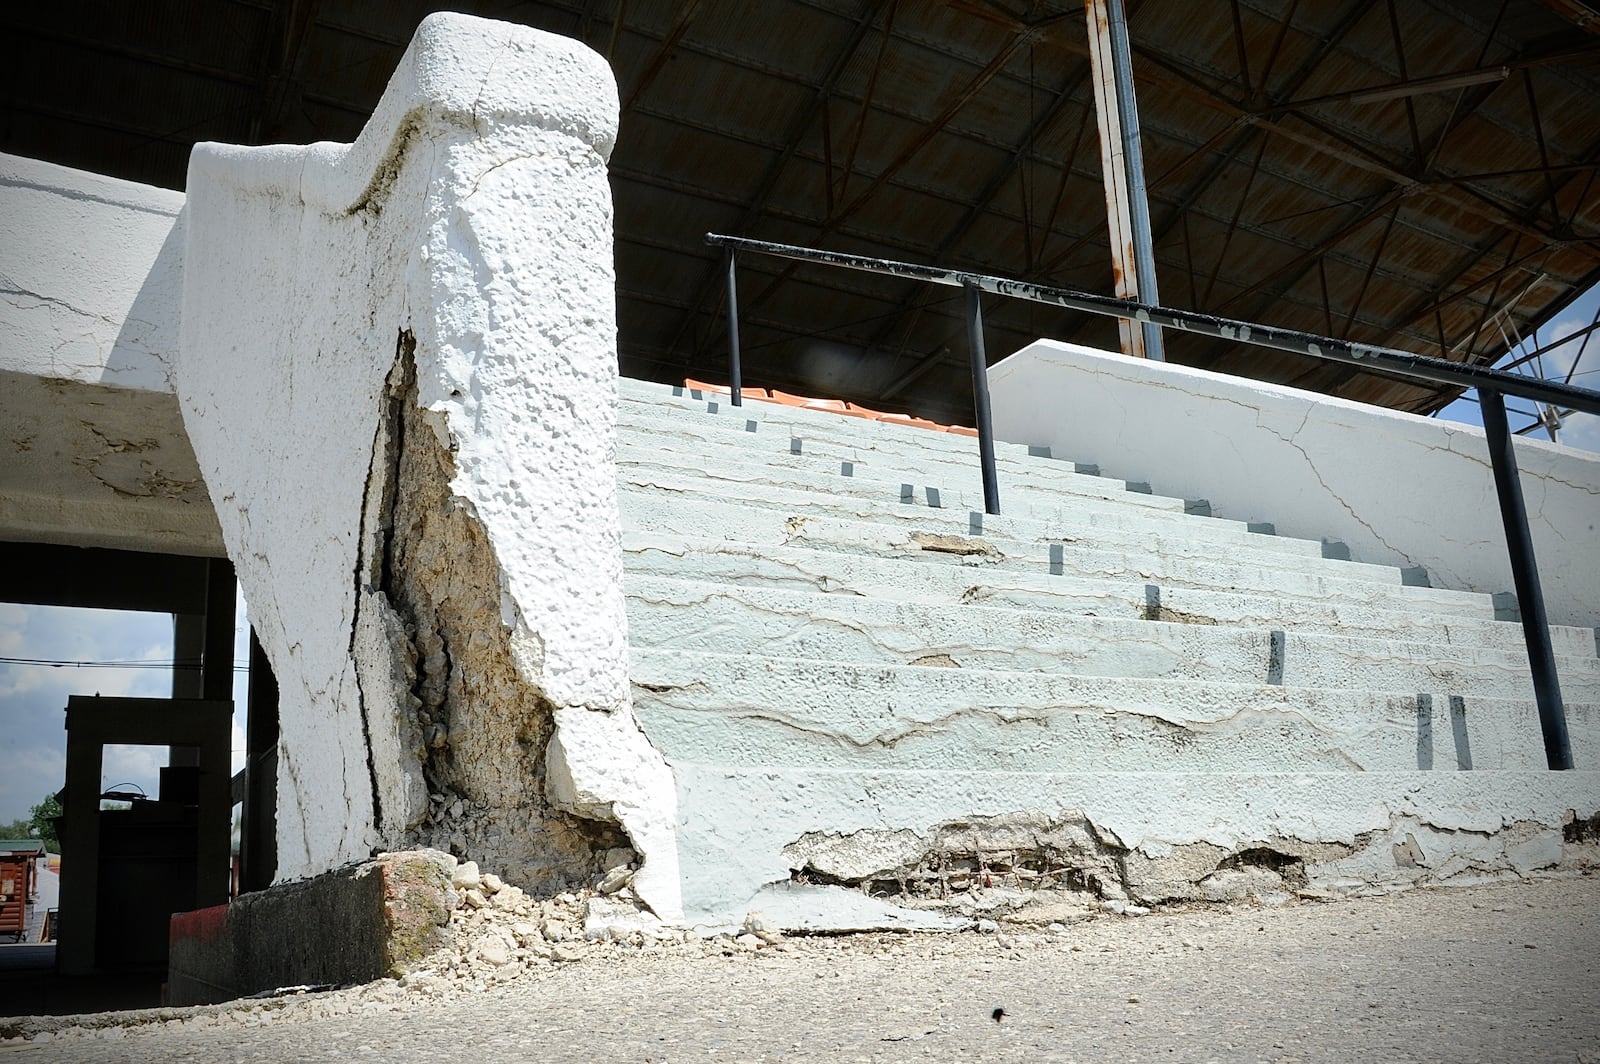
[4,869,1597,1062]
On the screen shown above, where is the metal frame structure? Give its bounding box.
[7,2,1600,426]
[710,231,1600,770]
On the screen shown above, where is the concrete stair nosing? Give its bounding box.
[627,647,1598,774]
[622,573,1600,701]
[617,481,1500,618]
[614,441,1327,561]
[620,532,1599,658]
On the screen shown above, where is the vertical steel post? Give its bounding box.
[1480,388,1572,769]
[965,282,1001,515]
[1105,0,1163,361]
[724,246,742,406]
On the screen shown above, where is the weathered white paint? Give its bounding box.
[1,154,184,391]
[624,578,1600,702]
[0,154,222,554]
[617,376,1600,925]
[988,339,1600,629]
[667,763,1600,919]
[177,13,679,916]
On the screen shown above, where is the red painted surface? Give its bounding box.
[169,902,230,946]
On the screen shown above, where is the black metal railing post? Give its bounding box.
[965,282,1001,516]
[724,246,743,406]
[1480,388,1573,770]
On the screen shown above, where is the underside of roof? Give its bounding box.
[5,0,1600,423]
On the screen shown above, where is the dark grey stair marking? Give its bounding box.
[1449,695,1473,770]
[840,461,854,477]
[1415,694,1434,770]
[926,487,941,508]
[1493,592,1520,622]
[1248,521,1276,535]
[1267,630,1286,686]
[1401,565,1431,587]
[1322,538,1351,561]
[1184,499,1212,517]
[790,438,802,454]
[1127,481,1153,494]
[1028,445,1052,458]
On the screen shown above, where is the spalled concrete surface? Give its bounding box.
[7,875,1599,1062]
[176,13,679,912]
[989,338,1600,629]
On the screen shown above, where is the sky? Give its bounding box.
[0,594,250,831]
[0,289,1596,830]
[1434,285,1600,447]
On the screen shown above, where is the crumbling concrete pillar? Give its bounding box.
[177,13,679,917]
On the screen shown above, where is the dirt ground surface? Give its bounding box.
[4,873,1597,1063]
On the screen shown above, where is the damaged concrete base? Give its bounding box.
[669,765,1600,924]
[166,851,457,1006]
[355,340,633,894]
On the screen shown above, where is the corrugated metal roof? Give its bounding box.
[4,0,1598,422]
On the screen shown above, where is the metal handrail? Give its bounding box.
[706,231,1600,770]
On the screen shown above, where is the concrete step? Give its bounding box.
[616,399,1199,520]
[624,575,1600,701]
[662,762,1600,918]
[629,648,1599,775]
[619,378,1050,466]
[616,475,1497,618]
[621,532,1600,658]
[614,437,1331,565]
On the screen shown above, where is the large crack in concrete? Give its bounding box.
[354,331,628,893]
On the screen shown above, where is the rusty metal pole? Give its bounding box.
[1105,0,1164,361]
[1084,0,1144,359]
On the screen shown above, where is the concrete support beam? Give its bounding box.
[176,14,679,916]
[0,155,222,556]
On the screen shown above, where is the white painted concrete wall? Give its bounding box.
[990,340,1600,630]
[177,13,678,915]
[1,154,184,392]
[0,154,221,554]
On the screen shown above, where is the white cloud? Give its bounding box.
[1557,411,1600,452]
[0,607,172,823]
[100,744,167,798]
[1541,316,1594,383]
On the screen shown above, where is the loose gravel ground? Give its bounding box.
[4,873,1597,1063]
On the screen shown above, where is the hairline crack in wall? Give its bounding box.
[175,13,681,919]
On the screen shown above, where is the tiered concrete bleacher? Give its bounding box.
[614,377,1600,925]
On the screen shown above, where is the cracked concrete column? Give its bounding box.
[177,13,680,917]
